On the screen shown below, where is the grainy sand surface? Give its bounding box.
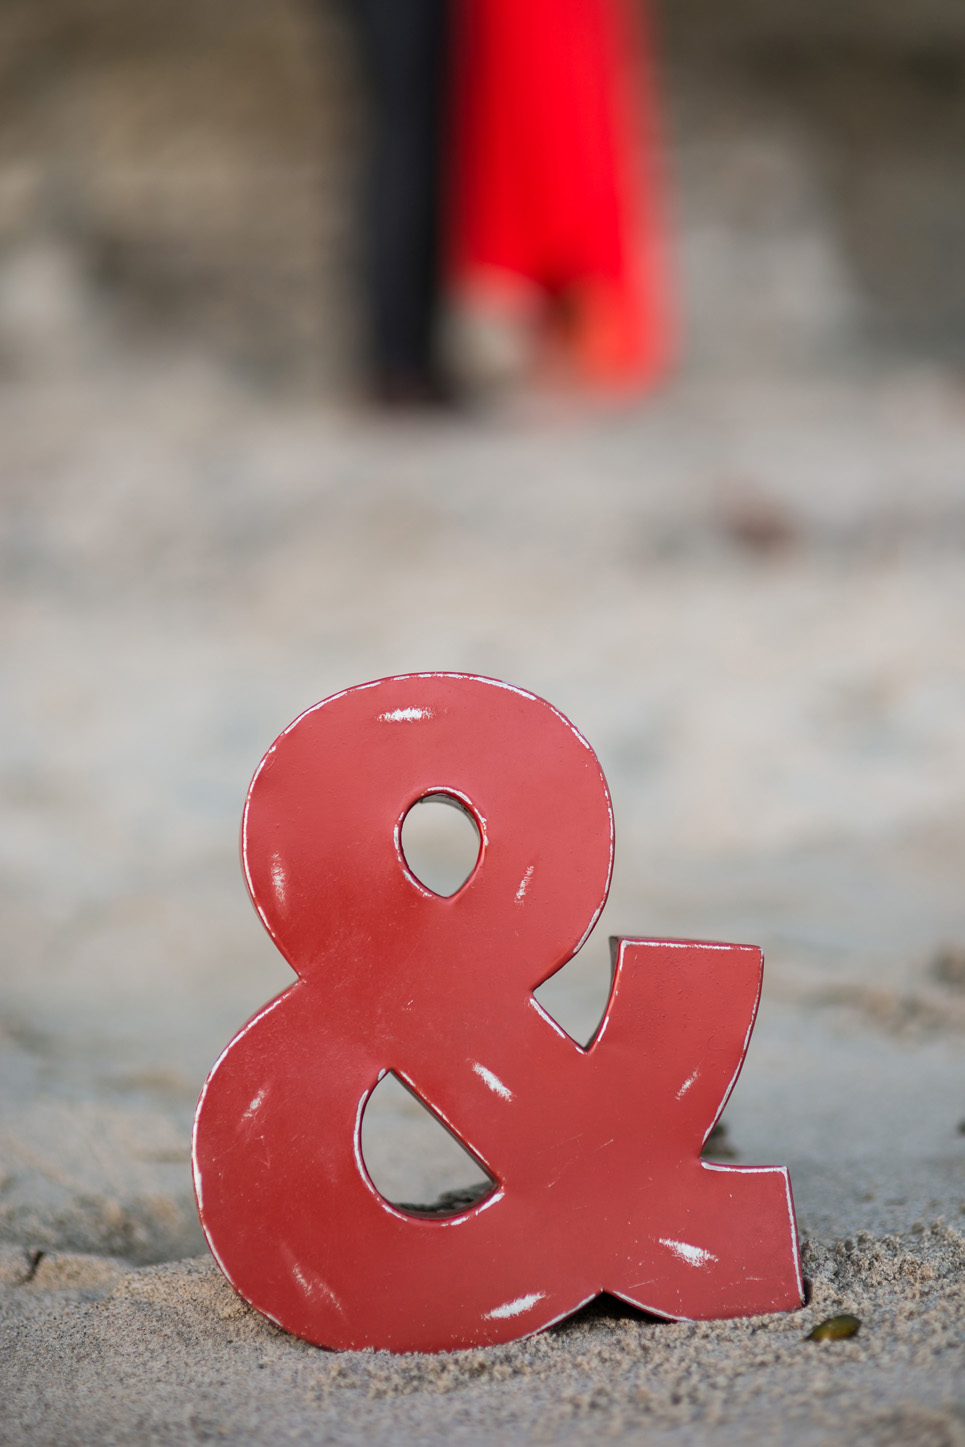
[1,358,963,1444]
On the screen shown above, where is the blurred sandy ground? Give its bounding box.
[0,0,963,1278]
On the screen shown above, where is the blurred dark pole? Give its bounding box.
[341,0,449,400]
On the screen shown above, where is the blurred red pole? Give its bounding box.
[449,0,675,393]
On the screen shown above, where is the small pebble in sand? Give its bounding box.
[807,1314,862,1342]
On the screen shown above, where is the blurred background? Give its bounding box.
[0,0,964,1268]
[3,0,965,380]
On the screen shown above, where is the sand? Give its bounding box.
[1,354,964,1443]
[1,1222,963,1446]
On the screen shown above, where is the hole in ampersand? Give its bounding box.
[360,1071,496,1215]
[400,792,481,897]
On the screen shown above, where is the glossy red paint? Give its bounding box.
[192,674,803,1352]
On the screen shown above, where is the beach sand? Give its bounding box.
[1,358,963,1443]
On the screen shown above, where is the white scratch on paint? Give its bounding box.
[528,993,579,1046]
[676,1069,699,1099]
[353,1091,369,1183]
[514,865,535,902]
[243,1088,266,1120]
[484,1291,546,1320]
[378,707,434,722]
[270,853,287,905]
[191,1154,204,1212]
[659,1238,718,1269]
[291,1264,344,1312]
[471,1061,513,1100]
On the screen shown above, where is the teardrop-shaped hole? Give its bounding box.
[360,1071,495,1214]
[400,792,481,897]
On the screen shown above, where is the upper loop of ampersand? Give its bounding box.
[241,674,615,997]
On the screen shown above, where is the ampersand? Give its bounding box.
[193,674,803,1351]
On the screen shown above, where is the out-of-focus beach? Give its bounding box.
[1,2,963,1441]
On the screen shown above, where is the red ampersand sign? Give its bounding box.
[193,674,803,1352]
